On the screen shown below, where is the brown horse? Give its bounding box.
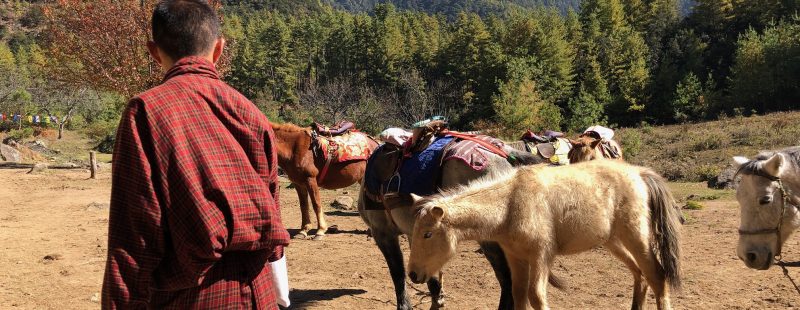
[272,122,379,240]
[568,133,624,163]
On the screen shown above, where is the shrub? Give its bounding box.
[691,133,725,151]
[83,121,117,141]
[694,164,721,182]
[95,134,116,154]
[7,128,34,141]
[619,130,643,158]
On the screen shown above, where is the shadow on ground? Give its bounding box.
[287,288,367,309]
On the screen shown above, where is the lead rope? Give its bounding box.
[775,179,800,295]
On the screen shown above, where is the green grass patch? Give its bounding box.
[683,200,705,210]
[668,182,734,202]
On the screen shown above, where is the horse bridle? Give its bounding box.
[737,173,799,260]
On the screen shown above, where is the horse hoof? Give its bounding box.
[293,232,308,240]
[312,234,326,241]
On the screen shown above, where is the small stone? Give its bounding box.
[43,253,62,261]
[85,202,110,211]
[330,196,355,211]
[90,292,100,303]
[27,163,48,174]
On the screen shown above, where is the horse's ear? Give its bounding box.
[430,206,445,221]
[763,153,786,178]
[569,139,582,147]
[589,139,602,148]
[732,156,749,168]
[410,193,424,205]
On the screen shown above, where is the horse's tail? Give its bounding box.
[641,169,682,291]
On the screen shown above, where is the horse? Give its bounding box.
[568,133,624,163]
[407,160,683,310]
[272,122,379,240]
[358,125,554,310]
[732,147,800,270]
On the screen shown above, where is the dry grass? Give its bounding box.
[619,111,800,182]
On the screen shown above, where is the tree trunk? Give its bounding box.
[58,123,65,140]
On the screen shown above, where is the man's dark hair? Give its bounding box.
[151,0,220,60]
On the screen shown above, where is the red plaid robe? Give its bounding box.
[102,57,290,309]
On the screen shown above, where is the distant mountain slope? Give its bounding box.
[223,0,696,18]
[325,0,581,16]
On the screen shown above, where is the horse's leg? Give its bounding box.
[620,235,670,310]
[526,253,551,310]
[372,229,413,310]
[294,185,313,239]
[426,274,445,310]
[480,241,514,310]
[305,178,329,240]
[605,242,648,310]
[504,252,531,310]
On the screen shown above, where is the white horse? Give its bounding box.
[733,147,800,270]
[407,160,683,310]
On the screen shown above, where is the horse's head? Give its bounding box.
[407,194,457,284]
[732,153,800,270]
[568,135,602,163]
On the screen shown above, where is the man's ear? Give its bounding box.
[147,41,163,66]
[212,37,225,64]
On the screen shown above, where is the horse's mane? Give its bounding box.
[271,122,310,133]
[423,168,521,209]
[737,146,800,177]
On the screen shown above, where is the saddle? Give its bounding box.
[312,121,354,137]
[521,129,565,144]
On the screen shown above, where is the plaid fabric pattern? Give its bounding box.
[102,57,289,310]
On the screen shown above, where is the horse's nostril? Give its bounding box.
[409,271,417,281]
[746,252,757,263]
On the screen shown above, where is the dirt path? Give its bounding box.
[0,169,798,309]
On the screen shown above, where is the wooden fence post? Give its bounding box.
[90,151,97,179]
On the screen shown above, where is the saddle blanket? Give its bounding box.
[443,135,506,171]
[318,132,373,163]
[364,136,456,198]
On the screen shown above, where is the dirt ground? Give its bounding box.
[1,168,799,309]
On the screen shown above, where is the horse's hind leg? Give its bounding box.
[480,241,514,310]
[294,185,313,239]
[605,242,648,310]
[372,229,413,310]
[619,235,671,310]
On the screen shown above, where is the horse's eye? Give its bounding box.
[759,196,773,205]
[424,232,433,239]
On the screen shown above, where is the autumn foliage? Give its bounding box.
[42,0,225,99]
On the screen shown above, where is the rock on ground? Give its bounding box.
[0,144,22,163]
[708,165,740,189]
[330,196,355,210]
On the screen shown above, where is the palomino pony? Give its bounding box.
[358,128,553,310]
[568,133,624,163]
[733,147,800,270]
[272,122,379,240]
[407,160,683,310]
